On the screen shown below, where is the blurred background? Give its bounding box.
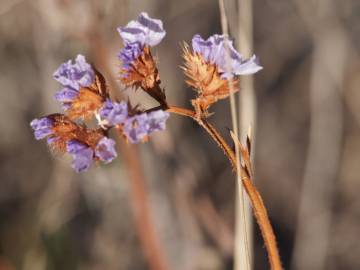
[1,0,359,269]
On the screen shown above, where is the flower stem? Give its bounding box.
[167,105,282,270]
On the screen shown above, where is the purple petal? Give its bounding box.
[95,137,117,164]
[192,34,213,60]
[191,34,263,78]
[54,88,79,103]
[53,54,95,90]
[47,137,59,145]
[118,42,143,70]
[30,117,53,130]
[30,117,54,140]
[71,148,94,173]
[99,99,128,126]
[66,140,94,172]
[231,55,263,76]
[67,140,88,154]
[34,129,53,140]
[118,12,166,47]
[147,110,170,133]
[123,114,149,144]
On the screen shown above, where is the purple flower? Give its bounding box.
[123,110,169,144]
[123,114,149,144]
[147,110,170,133]
[67,140,94,173]
[99,99,128,126]
[95,137,117,164]
[54,87,79,103]
[118,42,143,70]
[118,12,166,47]
[192,34,263,79]
[117,12,166,69]
[30,117,54,140]
[53,54,95,90]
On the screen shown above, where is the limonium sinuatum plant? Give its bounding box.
[30,12,282,270]
[30,12,262,173]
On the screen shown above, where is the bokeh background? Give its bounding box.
[1,0,359,269]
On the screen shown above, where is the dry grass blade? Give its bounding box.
[217,0,251,269]
[230,131,282,270]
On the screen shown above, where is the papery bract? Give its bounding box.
[53,54,95,90]
[118,42,143,71]
[30,117,54,140]
[54,88,79,103]
[95,137,117,163]
[118,12,166,48]
[123,114,149,144]
[147,110,170,133]
[192,34,262,79]
[67,140,94,173]
[99,100,128,126]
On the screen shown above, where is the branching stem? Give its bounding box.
[167,105,282,270]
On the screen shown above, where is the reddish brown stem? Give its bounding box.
[167,105,282,270]
[117,136,170,270]
[241,175,282,270]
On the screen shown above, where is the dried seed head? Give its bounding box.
[120,46,160,90]
[182,44,239,113]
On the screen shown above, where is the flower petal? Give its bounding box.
[99,99,128,126]
[53,54,94,90]
[95,137,117,164]
[67,140,94,172]
[147,110,170,133]
[118,12,166,47]
[54,88,79,103]
[123,114,149,144]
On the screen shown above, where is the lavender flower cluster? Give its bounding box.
[30,12,262,173]
[30,19,169,172]
[99,99,169,143]
[30,116,118,172]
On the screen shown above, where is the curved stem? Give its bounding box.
[241,175,282,270]
[168,106,236,167]
[167,105,282,270]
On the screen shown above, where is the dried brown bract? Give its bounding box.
[230,129,253,178]
[66,87,105,120]
[120,46,166,106]
[182,44,239,116]
[120,46,159,89]
[48,114,104,152]
[63,70,109,121]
